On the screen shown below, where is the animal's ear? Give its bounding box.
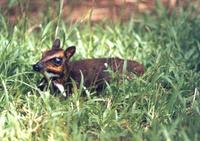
[52,39,60,49]
[65,46,76,59]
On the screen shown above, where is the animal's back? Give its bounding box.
[68,58,144,89]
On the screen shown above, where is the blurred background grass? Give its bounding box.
[0,0,200,141]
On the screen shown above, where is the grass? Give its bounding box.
[0,1,200,141]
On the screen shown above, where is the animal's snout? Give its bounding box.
[33,63,43,72]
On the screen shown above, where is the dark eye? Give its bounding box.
[53,57,63,65]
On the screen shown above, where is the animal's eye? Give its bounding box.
[53,57,63,65]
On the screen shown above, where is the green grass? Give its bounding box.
[0,2,200,141]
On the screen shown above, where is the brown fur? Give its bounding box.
[67,58,144,89]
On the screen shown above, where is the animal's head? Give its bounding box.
[33,39,76,80]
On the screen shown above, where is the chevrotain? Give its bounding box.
[33,39,144,97]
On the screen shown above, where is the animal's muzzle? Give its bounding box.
[33,63,43,72]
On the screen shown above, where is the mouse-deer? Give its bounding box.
[33,39,144,97]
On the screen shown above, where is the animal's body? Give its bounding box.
[33,39,144,97]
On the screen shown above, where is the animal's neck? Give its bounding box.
[51,61,70,84]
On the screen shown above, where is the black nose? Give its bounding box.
[33,63,43,72]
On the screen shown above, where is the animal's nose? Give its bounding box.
[33,63,43,72]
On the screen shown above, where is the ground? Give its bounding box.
[0,0,190,23]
